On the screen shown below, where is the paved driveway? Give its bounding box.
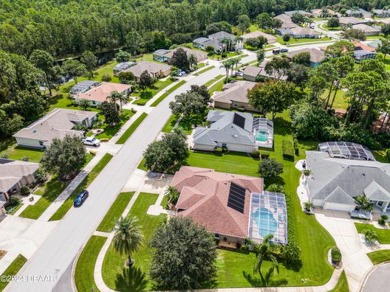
[362,263,390,292]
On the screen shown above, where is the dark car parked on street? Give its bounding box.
[73,190,89,207]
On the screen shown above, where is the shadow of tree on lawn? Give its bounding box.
[115,266,148,292]
[243,271,288,287]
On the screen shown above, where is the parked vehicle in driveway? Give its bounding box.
[272,49,281,54]
[82,137,100,147]
[280,48,289,53]
[235,71,244,77]
[73,190,89,207]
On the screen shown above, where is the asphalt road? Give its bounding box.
[8,43,335,292]
[7,57,244,292]
[362,263,390,292]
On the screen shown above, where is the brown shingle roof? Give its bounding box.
[172,166,263,238]
[125,61,171,78]
[241,31,277,44]
[213,81,257,105]
[288,48,326,63]
[77,82,130,103]
[165,47,207,62]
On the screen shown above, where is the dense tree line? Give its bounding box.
[1,0,389,59]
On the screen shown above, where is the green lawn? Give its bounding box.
[0,254,27,291]
[97,192,135,232]
[116,113,148,144]
[209,78,225,93]
[150,80,186,107]
[188,111,335,287]
[96,109,135,140]
[367,249,390,265]
[277,36,332,46]
[205,75,224,88]
[133,78,174,105]
[194,65,215,76]
[355,223,390,244]
[161,115,193,135]
[0,146,44,163]
[320,89,348,110]
[75,236,107,292]
[102,193,165,290]
[49,153,113,221]
[137,158,147,171]
[330,271,349,292]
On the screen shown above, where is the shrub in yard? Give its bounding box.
[331,247,342,264]
[251,149,260,159]
[267,183,284,193]
[20,186,30,196]
[1,152,9,159]
[5,196,20,211]
[101,73,112,82]
[303,169,311,176]
[260,151,270,159]
[282,140,294,161]
[34,169,47,184]
[378,214,389,226]
[214,147,223,156]
[364,229,378,244]
[258,158,283,180]
[221,52,227,58]
[89,150,97,156]
[21,156,29,161]
[100,138,109,142]
[293,138,299,156]
[281,241,302,270]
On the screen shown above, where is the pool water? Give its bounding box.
[255,130,268,142]
[252,207,278,237]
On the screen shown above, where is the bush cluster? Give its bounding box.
[331,247,342,264]
[282,140,294,160]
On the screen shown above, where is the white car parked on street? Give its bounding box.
[82,137,101,147]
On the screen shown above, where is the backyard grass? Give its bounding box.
[0,146,44,163]
[133,78,174,105]
[367,249,390,265]
[150,80,186,107]
[102,193,165,290]
[74,236,107,292]
[188,111,335,287]
[95,109,135,140]
[0,254,27,291]
[194,65,215,76]
[329,271,349,292]
[49,153,113,221]
[320,90,348,110]
[116,113,148,144]
[97,192,135,232]
[355,223,390,244]
[205,75,224,88]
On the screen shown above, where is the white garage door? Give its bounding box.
[324,202,354,212]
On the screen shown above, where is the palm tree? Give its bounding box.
[164,186,180,208]
[108,91,122,113]
[113,216,143,267]
[355,194,373,212]
[220,59,234,81]
[303,201,313,212]
[249,234,279,286]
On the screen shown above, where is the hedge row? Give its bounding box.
[282,140,294,161]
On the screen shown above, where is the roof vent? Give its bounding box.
[233,135,238,138]
[362,173,365,176]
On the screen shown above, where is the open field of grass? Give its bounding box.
[49,153,113,221]
[367,249,390,265]
[75,236,107,292]
[0,146,45,163]
[150,80,186,107]
[97,192,135,232]
[355,223,390,244]
[0,255,27,291]
[102,193,165,290]
[116,113,148,144]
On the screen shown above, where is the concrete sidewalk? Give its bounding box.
[38,152,106,221]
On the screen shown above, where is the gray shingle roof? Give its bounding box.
[193,111,255,146]
[0,159,39,193]
[213,81,257,104]
[364,181,390,201]
[323,186,356,205]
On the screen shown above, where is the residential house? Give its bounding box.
[246,60,287,81]
[365,39,382,50]
[276,26,321,39]
[288,48,326,67]
[345,8,371,18]
[193,31,238,52]
[305,142,390,213]
[311,8,340,18]
[372,9,390,18]
[13,109,97,149]
[351,24,381,36]
[155,47,207,63]
[125,61,171,81]
[113,62,136,76]
[192,110,274,151]
[274,14,299,29]
[213,81,258,111]
[0,159,39,216]
[339,17,368,26]
[241,31,277,44]
[71,81,131,106]
[172,166,287,245]
[354,50,376,61]
[284,10,312,17]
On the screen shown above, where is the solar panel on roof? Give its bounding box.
[227,182,246,213]
[233,113,245,129]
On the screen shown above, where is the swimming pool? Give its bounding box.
[251,207,278,238]
[255,130,268,142]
